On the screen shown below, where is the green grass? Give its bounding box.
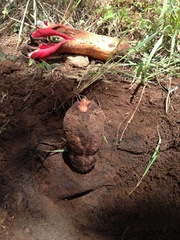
[72,0,179,98]
[129,126,162,195]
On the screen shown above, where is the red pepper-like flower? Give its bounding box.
[29,25,73,59]
[27,21,130,61]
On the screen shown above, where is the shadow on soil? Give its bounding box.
[77,197,180,240]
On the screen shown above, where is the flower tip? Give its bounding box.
[28,49,39,59]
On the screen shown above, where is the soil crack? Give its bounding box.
[60,184,115,200]
[61,189,93,200]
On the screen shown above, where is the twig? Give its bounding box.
[33,0,37,26]
[165,77,178,113]
[16,0,31,50]
[118,85,146,143]
[0,120,10,134]
[116,114,129,146]
[63,0,74,21]
[6,16,34,28]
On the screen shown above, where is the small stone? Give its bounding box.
[63,54,89,67]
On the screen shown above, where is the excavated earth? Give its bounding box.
[0,34,180,240]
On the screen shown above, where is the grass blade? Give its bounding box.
[144,35,163,69]
[159,0,168,19]
[50,149,67,153]
[129,126,162,195]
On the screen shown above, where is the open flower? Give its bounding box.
[28,21,129,61]
[29,24,74,59]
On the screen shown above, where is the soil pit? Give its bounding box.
[0,34,180,240]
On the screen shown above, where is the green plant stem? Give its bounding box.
[129,126,162,195]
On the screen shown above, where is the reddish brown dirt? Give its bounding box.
[0,34,180,240]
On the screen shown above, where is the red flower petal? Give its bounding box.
[31,28,73,40]
[28,40,67,59]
